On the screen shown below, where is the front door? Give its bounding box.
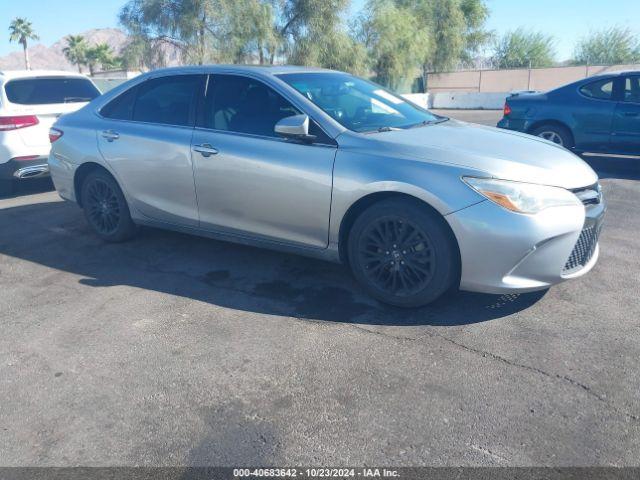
[97,74,204,227]
[611,75,640,154]
[191,74,337,248]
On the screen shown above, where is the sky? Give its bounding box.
[1,0,640,60]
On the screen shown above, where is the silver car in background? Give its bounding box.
[48,66,605,307]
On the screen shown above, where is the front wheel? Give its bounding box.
[347,199,459,308]
[81,170,136,242]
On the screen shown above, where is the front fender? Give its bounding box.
[328,149,485,247]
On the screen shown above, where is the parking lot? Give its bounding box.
[1,111,639,466]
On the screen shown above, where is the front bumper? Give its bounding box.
[0,156,49,180]
[447,195,606,294]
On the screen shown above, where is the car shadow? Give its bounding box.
[0,177,55,199]
[581,155,640,181]
[0,200,547,327]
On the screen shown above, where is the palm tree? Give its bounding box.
[63,35,89,73]
[85,43,117,75]
[9,18,39,70]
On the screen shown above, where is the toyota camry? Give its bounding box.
[48,66,605,307]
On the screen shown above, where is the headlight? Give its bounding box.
[462,177,580,214]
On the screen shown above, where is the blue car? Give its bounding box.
[498,71,640,156]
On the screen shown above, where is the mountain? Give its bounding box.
[0,28,129,72]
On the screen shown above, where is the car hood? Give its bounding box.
[363,119,598,190]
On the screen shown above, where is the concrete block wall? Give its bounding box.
[401,93,430,108]
[424,63,640,109]
[430,92,508,110]
[427,64,640,93]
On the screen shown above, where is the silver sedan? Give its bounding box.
[48,66,605,307]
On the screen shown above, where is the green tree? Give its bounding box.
[492,28,556,69]
[281,0,368,73]
[216,0,279,64]
[428,0,465,72]
[573,27,640,65]
[459,0,493,66]
[63,35,89,73]
[355,1,428,89]
[120,35,167,71]
[8,17,39,70]
[119,0,215,66]
[85,43,119,75]
[118,0,367,74]
[377,0,491,82]
[357,0,490,90]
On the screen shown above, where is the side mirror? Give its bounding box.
[275,114,317,143]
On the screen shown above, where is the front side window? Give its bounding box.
[5,77,100,105]
[201,74,332,143]
[579,78,614,100]
[623,76,640,103]
[133,75,203,127]
[277,73,441,133]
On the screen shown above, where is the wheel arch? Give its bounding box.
[73,162,115,207]
[527,119,575,145]
[337,191,461,280]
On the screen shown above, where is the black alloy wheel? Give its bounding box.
[356,216,434,297]
[348,198,459,308]
[81,170,136,242]
[85,177,121,235]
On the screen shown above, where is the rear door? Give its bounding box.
[611,75,640,154]
[574,77,619,152]
[97,74,205,227]
[3,76,100,149]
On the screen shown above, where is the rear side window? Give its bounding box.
[132,75,203,127]
[623,76,640,103]
[100,86,138,121]
[579,79,614,100]
[4,77,100,105]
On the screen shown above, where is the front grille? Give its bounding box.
[563,224,600,273]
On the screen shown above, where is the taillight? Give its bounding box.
[49,128,64,143]
[0,115,39,131]
[503,102,512,117]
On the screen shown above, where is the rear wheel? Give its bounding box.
[531,124,574,149]
[0,179,14,197]
[81,170,136,242]
[347,198,459,308]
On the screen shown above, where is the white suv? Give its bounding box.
[0,70,100,196]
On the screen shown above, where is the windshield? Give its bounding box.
[277,72,443,133]
[4,77,100,105]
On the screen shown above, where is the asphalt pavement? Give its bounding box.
[0,112,639,466]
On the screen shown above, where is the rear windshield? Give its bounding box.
[4,77,100,105]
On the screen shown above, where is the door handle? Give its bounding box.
[193,143,219,157]
[622,111,639,117]
[101,130,120,141]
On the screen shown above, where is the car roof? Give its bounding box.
[588,69,640,78]
[0,70,91,81]
[145,64,343,78]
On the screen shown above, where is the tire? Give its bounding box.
[0,179,13,198]
[347,198,459,308]
[531,124,574,149]
[81,169,136,242]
